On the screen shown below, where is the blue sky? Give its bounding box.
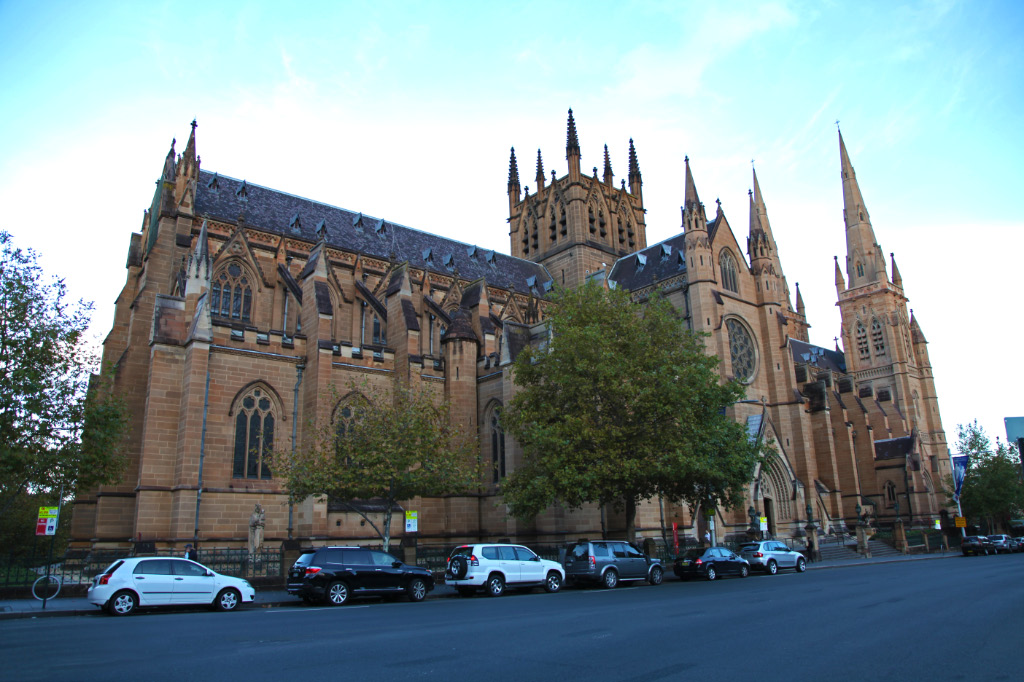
[2,0,1022,449]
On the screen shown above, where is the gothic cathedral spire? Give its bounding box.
[507,147,520,214]
[566,108,581,182]
[840,130,886,289]
[628,138,642,200]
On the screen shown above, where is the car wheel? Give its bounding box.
[108,590,137,616]
[648,566,664,585]
[407,578,427,602]
[740,564,749,578]
[544,571,562,593]
[602,569,619,589]
[457,587,475,597]
[449,556,469,580]
[767,560,778,575]
[214,588,241,612]
[326,581,350,606]
[486,574,505,597]
[796,558,807,573]
[705,566,717,581]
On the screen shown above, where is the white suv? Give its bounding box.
[445,543,564,597]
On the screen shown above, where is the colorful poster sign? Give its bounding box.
[404,510,418,533]
[35,506,59,536]
[954,516,966,528]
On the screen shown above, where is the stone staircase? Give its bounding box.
[815,538,906,561]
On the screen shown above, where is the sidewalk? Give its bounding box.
[0,550,958,620]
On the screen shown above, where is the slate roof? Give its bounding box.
[195,170,552,297]
[608,231,690,291]
[874,435,915,460]
[790,339,847,374]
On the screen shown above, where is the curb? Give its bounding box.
[806,552,958,571]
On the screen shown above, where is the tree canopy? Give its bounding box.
[272,376,478,550]
[946,420,1024,533]
[0,231,128,522]
[501,282,767,540]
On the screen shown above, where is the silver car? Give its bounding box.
[738,541,807,574]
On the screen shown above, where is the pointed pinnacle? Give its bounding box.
[508,147,520,189]
[535,149,545,185]
[628,138,641,181]
[566,108,580,155]
[603,144,613,184]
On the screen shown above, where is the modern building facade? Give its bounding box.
[71,113,952,552]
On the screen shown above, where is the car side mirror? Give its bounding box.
[206,570,214,577]
[533,556,541,561]
[392,561,403,568]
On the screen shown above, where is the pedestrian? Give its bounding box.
[184,543,197,562]
[704,530,711,546]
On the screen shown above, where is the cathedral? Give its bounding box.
[71,112,952,553]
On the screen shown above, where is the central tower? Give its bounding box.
[507,110,647,289]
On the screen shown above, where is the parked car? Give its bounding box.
[1011,537,1024,552]
[287,546,434,606]
[738,540,807,574]
[961,535,992,556]
[673,547,750,581]
[563,539,664,588]
[987,535,1013,554]
[88,556,255,616]
[445,543,564,597]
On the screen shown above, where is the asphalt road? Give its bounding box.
[1,554,1019,682]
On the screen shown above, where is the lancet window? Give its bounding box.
[232,386,274,480]
[212,262,253,322]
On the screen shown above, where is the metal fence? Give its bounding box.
[0,547,285,591]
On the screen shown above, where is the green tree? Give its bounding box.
[273,376,478,551]
[0,231,128,523]
[946,420,1024,533]
[501,282,767,541]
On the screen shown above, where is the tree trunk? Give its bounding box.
[625,496,637,543]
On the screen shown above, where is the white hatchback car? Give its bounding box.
[88,556,256,615]
[445,543,564,597]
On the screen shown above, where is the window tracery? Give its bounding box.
[871,318,885,355]
[232,386,274,479]
[856,322,869,360]
[725,318,757,382]
[719,250,739,293]
[212,261,253,322]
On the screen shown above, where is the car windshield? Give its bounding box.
[292,552,314,567]
[739,544,759,551]
[680,549,704,559]
[569,544,589,559]
[449,546,473,558]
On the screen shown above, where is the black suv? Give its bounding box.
[563,540,663,588]
[961,535,992,556]
[287,546,434,606]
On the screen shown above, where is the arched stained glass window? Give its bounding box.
[871,318,886,355]
[719,250,739,293]
[725,318,757,382]
[211,262,253,322]
[233,387,274,479]
[490,408,506,485]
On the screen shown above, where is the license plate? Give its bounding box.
[681,560,691,566]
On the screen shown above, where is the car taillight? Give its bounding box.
[470,555,479,566]
[694,559,702,565]
[752,552,763,558]
[304,566,322,577]
[98,574,111,585]
[589,555,596,568]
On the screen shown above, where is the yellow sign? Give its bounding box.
[38,507,59,518]
[933,519,941,530]
[954,516,966,528]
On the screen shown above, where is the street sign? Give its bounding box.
[759,516,768,531]
[404,510,418,533]
[36,506,59,535]
[933,519,941,530]
[954,516,966,528]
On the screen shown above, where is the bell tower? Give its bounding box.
[507,110,647,289]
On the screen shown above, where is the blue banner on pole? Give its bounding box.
[952,454,970,500]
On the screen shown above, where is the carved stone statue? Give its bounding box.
[248,502,266,555]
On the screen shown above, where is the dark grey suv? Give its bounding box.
[563,540,663,588]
